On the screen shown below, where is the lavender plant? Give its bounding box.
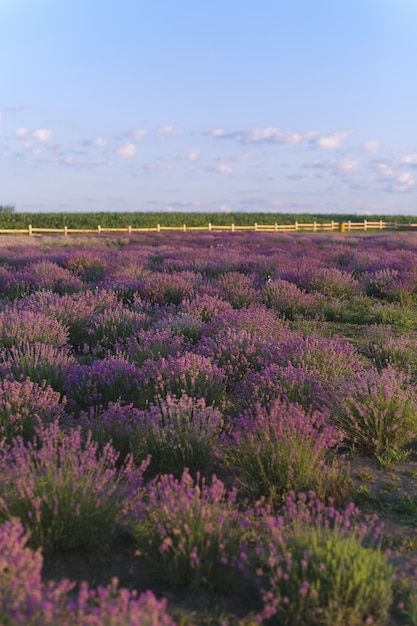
[138,352,226,408]
[137,269,196,305]
[0,378,65,442]
[335,365,417,461]
[262,278,324,320]
[0,342,75,392]
[82,306,149,356]
[118,327,190,366]
[361,324,417,375]
[254,494,394,625]
[0,421,146,552]
[228,400,341,503]
[232,363,334,417]
[196,328,270,389]
[131,470,248,593]
[179,293,233,322]
[0,518,72,625]
[26,260,84,294]
[201,304,288,342]
[131,394,224,477]
[274,332,364,382]
[212,272,260,308]
[63,357,142,413]
[307,267,362,299]
[0,308,69,349]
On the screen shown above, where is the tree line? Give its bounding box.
[0,207,415,229]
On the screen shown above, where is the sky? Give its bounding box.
[1,0,417,215]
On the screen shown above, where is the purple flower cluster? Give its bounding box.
[0,420,145,551]
[0,378,65,441]
[132,469,249,592]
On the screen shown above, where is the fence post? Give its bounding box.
[364,220,367,231]
[208,223,212,231]
[128,225,132,234]
[331,220,335,231]
[313,222,317,232]
[339,222,346,233]
[379,220,383,230]
[64,226,68,236]
[275,223,278,232]
[157,224,161,232]
[348,220,351,231]
[183,224,186,232]
[97,225,101,234]
[254,222,258,231]
[28,224,33,236]
[295,221,298,231]
[231,223,235,232]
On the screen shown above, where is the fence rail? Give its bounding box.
[0,220,415,236]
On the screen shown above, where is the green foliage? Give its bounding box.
[0,205,15,214]
[0,210,414,230]
[335,366,417,458]
[257,525,394,626]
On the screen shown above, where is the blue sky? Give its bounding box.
[1,0,417,214]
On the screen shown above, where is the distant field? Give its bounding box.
[1,211,416,230]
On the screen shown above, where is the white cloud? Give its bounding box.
[92,137,107,147]
[364,141,380,154]
[393,172,415,191]
[336,158,359,174]
[158,125,183,136]
[131,129,147,140]
[33,129,53,142]
[116,142,136,158]
[313,130,353,149]
[376,162,395,178]
[15,128,31,139]
[211,128,225,136]
[400,154,417,166]
[217,127,318,145]
[213,164,233,174]
[185,148,200,161]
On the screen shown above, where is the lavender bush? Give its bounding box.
[232,363,334,417]
[63,357,142,413]
[131,470,248,592]
[361,324,417,375]
[0,379,65,442]
[0,421,146,552]
[118,327,190,366]
[335,365,417,460]
[131,394,224,477]
[254,494,394,625]
[138,352,226,408]
[0,343,75,392]
[227,400,342,503]
[0,308,69,349]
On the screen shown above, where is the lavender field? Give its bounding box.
[3,230,417,624]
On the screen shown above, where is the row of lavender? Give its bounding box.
[1,231,417,624]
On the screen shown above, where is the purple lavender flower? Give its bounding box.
[63,357,142,413]
[0,420,146,551]
[0,378,65,441]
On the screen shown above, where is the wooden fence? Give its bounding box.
[0,220,415,236]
